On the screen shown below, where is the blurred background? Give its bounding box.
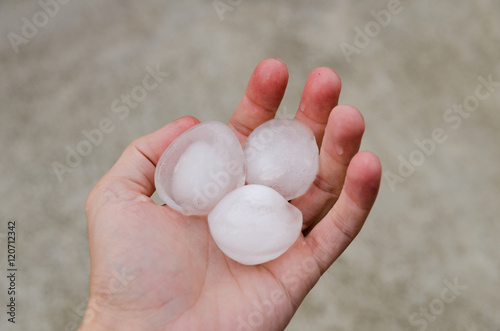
[1,0,499,330]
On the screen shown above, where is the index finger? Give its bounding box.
[228,58,289,144]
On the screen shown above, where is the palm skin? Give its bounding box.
[80,58,382,331]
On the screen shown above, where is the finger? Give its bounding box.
[295,67,341,149]
[292,105,365,231]
[228,58,288,144]
[265,152,380,307]
[87,116,200,207]
[305,151,381,273]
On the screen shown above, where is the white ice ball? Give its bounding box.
[208,184,303,265]
[155,121,246,215]
[243,118,319,200]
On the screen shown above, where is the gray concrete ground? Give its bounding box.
[1,0,499,330]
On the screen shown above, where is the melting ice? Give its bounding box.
[244,118,319,200]
[154,121,246,215]
[208,184,302,265]
[154,118,318,264]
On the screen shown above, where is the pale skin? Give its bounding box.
[80,58,382,330]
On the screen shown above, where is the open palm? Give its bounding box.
[80,58,381,331]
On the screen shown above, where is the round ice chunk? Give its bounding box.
[243,118,319,200]
[155,121,246,215]
[208,184,302,265]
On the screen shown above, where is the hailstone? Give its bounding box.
[155,121,246,215]
[244,118,319,200]
[208,184,303,265]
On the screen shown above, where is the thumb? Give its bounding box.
[85,116,200,214]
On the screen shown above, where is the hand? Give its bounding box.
[80,58,381,331]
